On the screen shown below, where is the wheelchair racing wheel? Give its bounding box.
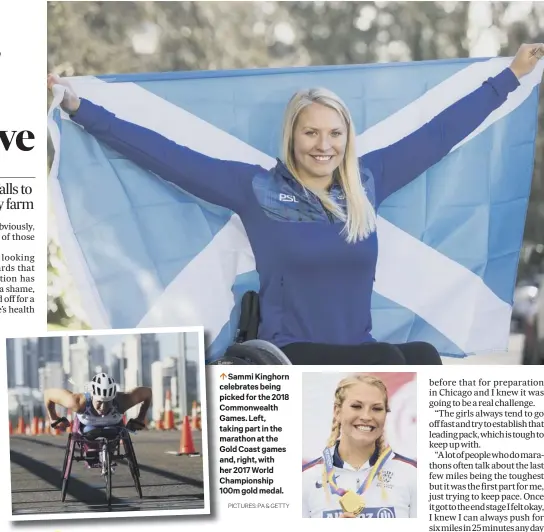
[61,433,74,502]
[122,433,142,498]
[104,442,112,506]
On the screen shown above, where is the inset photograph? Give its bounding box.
[302,372,416,518]
[7,327,209,520]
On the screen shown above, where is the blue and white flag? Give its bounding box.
[48,57,543,361]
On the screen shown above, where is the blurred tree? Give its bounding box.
[280,1,471,64]
[488,2,544,251]
[47,1,301,75]
[47,239,72,326]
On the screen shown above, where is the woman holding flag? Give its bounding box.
[48,43,543,366]
[302,374,416,518]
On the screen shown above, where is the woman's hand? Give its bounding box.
[47,73,81,114]
[339,512,357,518]
[509,43,544,79]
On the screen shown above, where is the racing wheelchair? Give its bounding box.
[52,415,142,506]
[209,291,292,365]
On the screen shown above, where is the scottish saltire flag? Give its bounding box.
[48,57,543,361]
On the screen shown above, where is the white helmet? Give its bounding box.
[91,373,117,402]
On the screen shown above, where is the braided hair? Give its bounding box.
[321,374,391,504]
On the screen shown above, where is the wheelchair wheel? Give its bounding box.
[104,444,112,506]
[123,434,142,498]
[61,434,74,502]
[213,344,288,365]
[208,353,253,365]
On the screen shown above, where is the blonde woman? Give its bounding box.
[48,43,542,365]
[302,374,416,518]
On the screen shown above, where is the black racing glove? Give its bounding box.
[126,418,146,431]
[51,417,70,430]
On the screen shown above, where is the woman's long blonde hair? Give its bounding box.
[281,88,377,243]
[326,374,390,455]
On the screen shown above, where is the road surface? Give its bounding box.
[10,430,205,516]
[442,334,524,365]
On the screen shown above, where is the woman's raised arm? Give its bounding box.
[48,74,264,213]
[362,43,542,207]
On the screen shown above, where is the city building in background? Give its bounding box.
[6,331,201,427]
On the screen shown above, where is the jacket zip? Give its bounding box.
[318,198,335,224]
[308,189,334,224]
[297,178,335,224]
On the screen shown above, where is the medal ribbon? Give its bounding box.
[322,444,393,497]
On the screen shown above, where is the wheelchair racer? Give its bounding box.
[44,373,152,468]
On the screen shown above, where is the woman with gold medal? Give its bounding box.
[302,375,416,518]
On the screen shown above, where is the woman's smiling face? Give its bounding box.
[292,102,347,185]
[334,382,387,447]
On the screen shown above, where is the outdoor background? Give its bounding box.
[47,1,544,360]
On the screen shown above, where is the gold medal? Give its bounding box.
[339,490,365,515]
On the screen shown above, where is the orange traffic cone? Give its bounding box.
[177,415,199,456]
[155,418,164,431]
[9,420,12,436]
[37,418,44,435]
[17,416,25,435]
[31,417,39,436]
[163,390,174,430]
[191,401,199,430]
